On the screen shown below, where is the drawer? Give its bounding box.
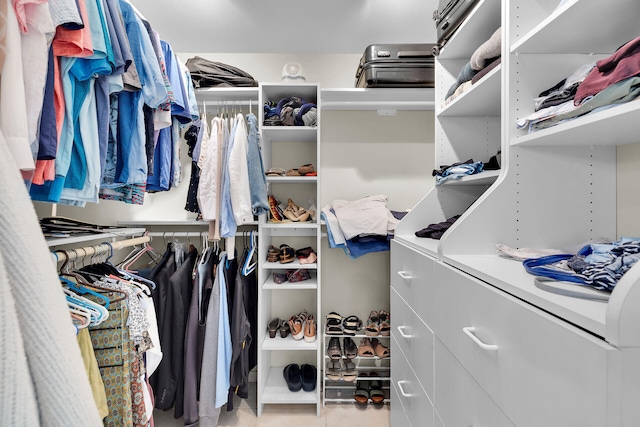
[435,338,515,427]
[390,381,411,427]
[391,286,434,401]
[433,262,618,427]
[390,239,435,327]
[391,334,434,427]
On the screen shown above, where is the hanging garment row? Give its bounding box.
[56,231,259,426]
[184,104,270,241]
[185,103,269,240]
[3,0,199,206]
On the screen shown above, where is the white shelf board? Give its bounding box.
[442,254,607,338]
[266,176,318,184]
[262,335,319,351]
[437,0,501,60]
[262,366,318,404]
[511,0,640,54]
[46,228,146,247]
[262,259,318,270]
[194,87,259,102]
[438,170,500,186]
[321,88,434,111]
[262,126,317,143]
[261,83,319,103]
[437,64,501,117]
[118,219,205,226]
[512,100,640,147]
[263,272,318,289]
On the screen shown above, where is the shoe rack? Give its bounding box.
[256,82,322,417]
[322,314,391,406]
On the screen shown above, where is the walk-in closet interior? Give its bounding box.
[5,0,640,426]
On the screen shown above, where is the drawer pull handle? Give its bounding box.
[397,380,415,398]
[397,271,412,280]
[463,327,498,351]
[397,325,413,339]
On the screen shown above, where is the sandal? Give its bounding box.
[354,373,369,404]
[368,372,385,404]
[342,359,357,383]
[267,245,279,263]
[268,317,281,338]
[365,310,380,336]
[288,310,307,340]
[279,321,291,338]
[265,167,285,176]
[342,315,362,336]
[285,168,301,176]
[299,251,317,264]
[378,310,391,336]
[325,312,343,335]
[268,195,283,222]
[327,337,342,360]
[371,338,390,358]
[326,360,341,381]
[298,163,315,175]
[279,244,295,264]
[343,337,358,359]
[304,314,317,343]
[358,337,375,357]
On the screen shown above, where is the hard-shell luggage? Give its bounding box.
[432,0,482,56]
[355,44,435,88]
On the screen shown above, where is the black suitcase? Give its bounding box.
[355,44,435,88]
[432,0,482,56]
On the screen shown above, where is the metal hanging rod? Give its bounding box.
[52,235,151,263]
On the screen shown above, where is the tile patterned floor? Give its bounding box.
[153,384,390,427]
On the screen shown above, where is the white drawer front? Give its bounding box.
[391,286,434,401]
[391,240,435,327]
[435,338,515,427]
[433,262,616,427]
[391,334,434,427]
[390,380,412,427]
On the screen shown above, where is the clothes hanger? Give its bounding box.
[242,230,257,276]
[61,249,128,304]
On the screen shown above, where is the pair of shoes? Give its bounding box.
[296,247,317,264]
[354,372,385,404]
[268,195,285,222]
[288,311,317,342]
[272,269,312,284]
[358,337,390,358]
[327,337,357,359]
[279,244,295,263]
[325,359,357,382]
[325,312,343,335]
[265,167,285,176]
[267,317,291,338]
[342,315,362,336]
[365,310,391,336]
[283,198,310,222]
[267,245,279,263]
[283,363,316,392]
[283,164,315,176]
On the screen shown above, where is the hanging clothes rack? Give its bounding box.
[52,235,151,263]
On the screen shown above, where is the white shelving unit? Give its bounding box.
[392,0,640,426]
[256,82,322,417]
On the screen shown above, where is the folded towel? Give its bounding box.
[471,27,502,71]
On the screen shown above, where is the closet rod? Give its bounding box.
[53,235,151,263]
[147,231,258,238]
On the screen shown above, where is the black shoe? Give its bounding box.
[283,364,303,392]
[300,364,317,392]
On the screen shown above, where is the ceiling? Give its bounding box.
[131,0,438,54]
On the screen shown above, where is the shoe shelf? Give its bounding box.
[263,272,318,290]
[257,82,322,417]
[325,332,391,339]
[262,259,318,270]
[262,334,318,351]
[262,366,318,405]
[266,176,318,184]
[323,387,391,405]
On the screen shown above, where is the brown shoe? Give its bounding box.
[288,311,307,340]
[304,314,316,343]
